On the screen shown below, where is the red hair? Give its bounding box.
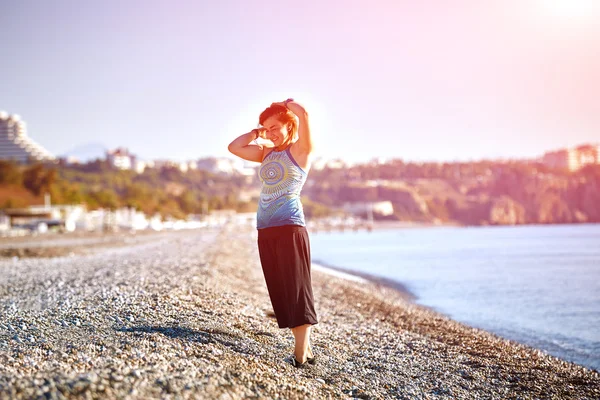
[258,104,298,138]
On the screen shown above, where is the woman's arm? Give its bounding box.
[227,129,267,163]
[285,100,313,154]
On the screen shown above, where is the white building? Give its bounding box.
[311,157,348,171]
[0,111,55,163]
[106,148,136,170]
[3,204,86,233]
[196,157,256,176]
[342,201,394,217]
[177,161,189,173]
[149,159,197,173]
[542,144,600,171]
[134,160,147,174]
[0,212,10,232]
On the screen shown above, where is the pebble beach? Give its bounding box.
[1,226,599,399]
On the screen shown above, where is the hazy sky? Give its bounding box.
[1,0,599,163]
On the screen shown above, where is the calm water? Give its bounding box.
[310,224,600,371]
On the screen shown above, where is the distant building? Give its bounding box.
[134,160,147,174]
[106,147,136,170]
[177,161,191,173]
[147,159,168,170]
[311,157,348,170]
[0,111,55,163]
[149,159,196,173]
[196,157,256,176]
[369,157,388,166]
[342,201,394,217]
[64,156,82,165]
[3,204,86,232]
[0,212,9,232]
[575,144,600,167]
[542,144,600,171]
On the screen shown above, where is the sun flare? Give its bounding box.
[540,0,598,20]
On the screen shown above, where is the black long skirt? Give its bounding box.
[257,225,318,329]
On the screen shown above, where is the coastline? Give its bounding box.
[1,225,599,398]
[311,263,368,284]
[312,260,418,302]
[311,258,600,373]
[309,223,600,373]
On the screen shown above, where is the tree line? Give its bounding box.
[0,160,252,219]
[2,158,599,225]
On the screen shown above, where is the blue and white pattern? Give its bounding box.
[257,148,307,229]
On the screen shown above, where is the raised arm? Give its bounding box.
[228,129,267,163]
[285,100,313,153]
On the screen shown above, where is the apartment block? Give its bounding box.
[0,111,55,163]
[542,144,600,171]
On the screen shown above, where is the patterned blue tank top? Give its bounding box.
[257,147,308,229]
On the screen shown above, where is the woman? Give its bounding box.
[227,98,317,367]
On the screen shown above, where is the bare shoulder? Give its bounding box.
[262,147,274,162]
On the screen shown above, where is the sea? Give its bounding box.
[310,223,600,371]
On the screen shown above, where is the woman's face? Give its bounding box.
[262,116,290,147]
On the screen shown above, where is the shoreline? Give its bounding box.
[311,259,599,373]
[308,222,600,373]
[1,226,599,398]
[312,259,418,302]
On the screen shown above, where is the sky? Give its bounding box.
[1,0,599,163]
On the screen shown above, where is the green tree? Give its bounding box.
[178,191,201,214]
[90,189,120,210]
[22,164,57,196]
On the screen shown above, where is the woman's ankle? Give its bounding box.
[294,351,308,363]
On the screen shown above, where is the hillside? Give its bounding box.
[305,160,600,225]
[0,160,252,219]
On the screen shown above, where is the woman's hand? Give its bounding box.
[252,128,276,148]
[273,99,307,120]
[228,128,270,163]
[273,99,312,153]
[254,127,268,140]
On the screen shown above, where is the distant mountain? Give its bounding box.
[61,143,107,162]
